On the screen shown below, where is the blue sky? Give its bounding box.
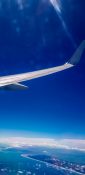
[0,0,85,138]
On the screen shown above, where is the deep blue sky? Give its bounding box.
[0,0,85,138]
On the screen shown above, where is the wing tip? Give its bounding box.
[67,40,85,66]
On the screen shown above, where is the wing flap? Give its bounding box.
[3,83,28,90]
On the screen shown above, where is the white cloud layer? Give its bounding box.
[0,137,85,152]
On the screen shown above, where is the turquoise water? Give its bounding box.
[0,146,84,174]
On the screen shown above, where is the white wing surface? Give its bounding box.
[0,40,85,90]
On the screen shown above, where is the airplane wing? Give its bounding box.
[2,83,28,90]
[0,40,85,90]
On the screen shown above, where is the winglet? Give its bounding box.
[67,40,85,65]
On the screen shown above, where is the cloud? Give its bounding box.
[0,137,85,151]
